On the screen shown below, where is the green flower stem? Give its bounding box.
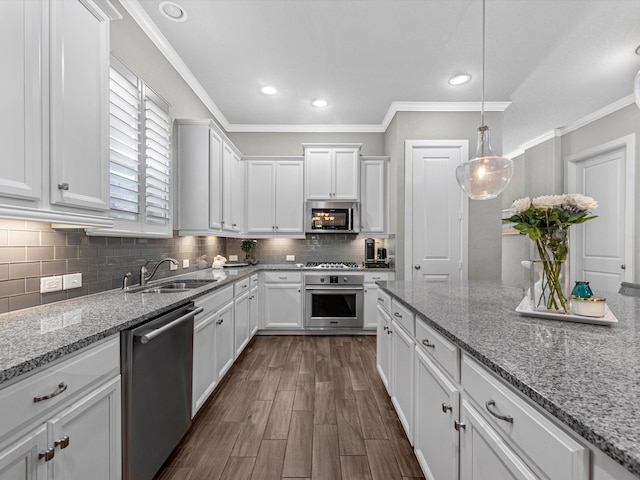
[534,238,568,313]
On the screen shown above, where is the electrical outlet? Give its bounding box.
[40,276,63,293]
[170,262,178,270]
[62,273,82,290]
[182,259,189,269]
[286,255,295,261]
[229,255,238,261]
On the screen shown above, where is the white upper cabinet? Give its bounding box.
[245,157,304,237]
[303,144,361,201]
[0,0,120,227]
[177,119,243,237]
[360,156,389,235]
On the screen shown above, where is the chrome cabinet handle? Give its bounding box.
[34,382,68,403]
[454,420,466,431]
[135,306,203,344]
[393,312,402,318]
[39,447,55,462]
[485,400,513,423]
[57,183,69,190]
[55,436,70,449]
[279,276,287,280]
[422,339,435,348]
[377,298,384,303]
[441,403,452,413]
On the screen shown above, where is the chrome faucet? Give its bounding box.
[140,258,179,286]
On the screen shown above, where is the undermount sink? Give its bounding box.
[133,279,216,293]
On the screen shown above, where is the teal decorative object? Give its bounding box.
[571,281,593,299]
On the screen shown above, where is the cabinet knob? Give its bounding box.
[232,223,237,227]
[54,436,70,449]
[387,329,392,335]
[377,298,384,303]
[441,403,452,413]
[39,448,55,462]
[414,264,421,270]
[621,264,626,270]
[57,183,70,191]
[454,420,466,431]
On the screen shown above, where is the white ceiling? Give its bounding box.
[130,0,640,155]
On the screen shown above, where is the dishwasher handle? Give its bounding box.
[135,306,203,344]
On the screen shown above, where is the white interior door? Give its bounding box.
[566,135,635,294]
[405,141,468,282]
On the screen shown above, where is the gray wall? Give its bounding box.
[385,111,504,280]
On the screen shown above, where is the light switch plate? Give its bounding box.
[286,255,295,261]
[41,276,63,293]
[63,273,82,290]
[229,255,238,261]
[182,259,189,268]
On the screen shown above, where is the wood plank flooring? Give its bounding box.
[156,335,424,480]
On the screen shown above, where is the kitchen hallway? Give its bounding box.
[156,335,424,480]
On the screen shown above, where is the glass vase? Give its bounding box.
[529,227,571,314]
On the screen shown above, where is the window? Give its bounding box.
[100,55,172,237]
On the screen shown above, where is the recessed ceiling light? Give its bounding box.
[261,86,277,95]
[312,99,328,108]
[159,1,187,22]
[448,73,472,86]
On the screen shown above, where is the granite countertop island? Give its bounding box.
[379,280,640,477]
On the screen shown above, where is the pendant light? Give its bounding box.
[456,0,513,200]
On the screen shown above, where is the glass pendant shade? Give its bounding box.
[635,69,640,109]
[456,126,514,200]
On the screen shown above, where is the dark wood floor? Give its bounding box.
[156,335,424,480]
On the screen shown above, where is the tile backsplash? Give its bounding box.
[0,220,388,314]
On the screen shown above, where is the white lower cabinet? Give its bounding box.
[363,271,395,329]
[390,318,414,443]
[376,304,392,393]
[261,272,302,329]
[234,289,250,358]
[0,337,121,480]
[414,346,459,480]
[249,275,259,337]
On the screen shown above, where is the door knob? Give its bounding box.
[414,265,421,270]
[621,264,626,270]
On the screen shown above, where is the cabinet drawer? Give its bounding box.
[376,289,391,313]
[364,272,394,283]
[416,318,459,383]
[391,299,414,336]
[234,278,251,296]
[250,274,259,286]
[263,271,302,283]
[461,354,588,480]
[196,285,233,313]
[0,336,119,438]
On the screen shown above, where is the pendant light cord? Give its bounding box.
[481,0,486,127]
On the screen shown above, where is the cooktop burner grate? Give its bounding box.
[305,261,359,269]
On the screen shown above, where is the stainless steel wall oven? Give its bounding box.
[304,273,364,328]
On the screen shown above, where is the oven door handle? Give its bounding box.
[134,306,203,344]
[304,285,364,291]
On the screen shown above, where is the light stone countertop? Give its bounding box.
[378,280,640,477]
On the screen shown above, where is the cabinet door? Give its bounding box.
[215,301,235,380]
[0,0,42,203]
[459,399,537,480]
[221,143,235,232]
[376,305,391,393]
[193,313,217,416]
[234,292,250,357]
[390,319,414,443]
[363,284,379,329]
[209,129,223,230]
[360,158,387,234]
[333,149,359,200]
[304,148,333,200]
[274,161,304,233]
[0,425,47,480]
[246,161,275,234]
[263,283,302,328]
[49,376,121,480]
[249,286,259,337]
[414,347,459,480]
[49,0,110,212]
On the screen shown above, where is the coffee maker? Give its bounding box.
[365,238,376,261]
[364,239,389,268]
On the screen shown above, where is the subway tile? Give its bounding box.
[8,230,40,246]
[41,261,67,276]
[55,246,79,260]
[0,247,27,262]
[25,278,40,293]
[0,220,26,231]
[0,264,7,281]
[41,290,68,305]
[0,279,26,297]
[0,230,7,245]
[67,258,89,272]
[0,298,8,313]
[67,285,89,299]
[25,221,51,232]
[9,262,40,279]
[9,293,41,311]
[26,246,54,261]
[41,231,67,246]
[79,246,98,258]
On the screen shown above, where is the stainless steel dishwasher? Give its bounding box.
[121,302,203,480]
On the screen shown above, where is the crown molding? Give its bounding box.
[224,123,386,133]
[119,0,231,130]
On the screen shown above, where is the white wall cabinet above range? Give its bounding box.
[360,156,389,236]
[0,0,120,228]
[177,119,244,237]
[303,144,361,201]
[245,157,305,237]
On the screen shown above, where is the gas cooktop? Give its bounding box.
[305,261,360,269]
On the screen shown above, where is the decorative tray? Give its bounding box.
[515,297,618,326]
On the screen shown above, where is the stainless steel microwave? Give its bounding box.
[305,202,360,234]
